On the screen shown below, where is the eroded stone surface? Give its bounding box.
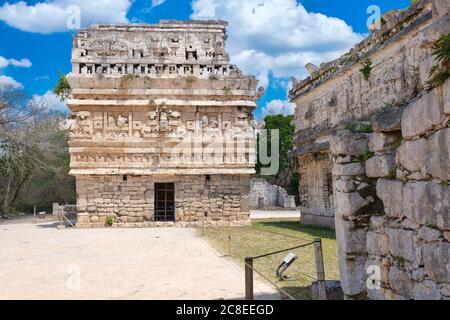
[377,179,403,218]
[395,138,427,173]
[334,191,369,219]
[372,108,403,133]
[389,267,414,299]
[369,132,401,152]
[387,228,421,263]
[426,128,449,180]
[367,231,390,256]
[366,154,396,178]
[423,242,450,283]
[402,90,445,139]
[330,132,369,156]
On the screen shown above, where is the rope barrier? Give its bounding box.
[252,241,315,260]
[247,227,315,243]
[244,261,296,301]
[199,221,323,300]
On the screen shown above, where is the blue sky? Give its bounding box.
[0,0,411,117]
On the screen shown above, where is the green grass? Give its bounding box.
[199,218,339,300]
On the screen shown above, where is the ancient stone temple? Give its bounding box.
[66,21,262,227]
[290,0,449,299]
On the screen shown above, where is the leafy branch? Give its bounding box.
[427,33,450,89]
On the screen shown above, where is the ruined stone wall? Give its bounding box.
[249,178,296,209]
[331,76,449,299]
[290,0,448,227]
[76,174,250,228]
[290,0,449,299]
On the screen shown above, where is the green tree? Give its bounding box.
[256,114,297,200]
[54,71,71,101]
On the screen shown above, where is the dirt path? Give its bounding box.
[0,221,278,300]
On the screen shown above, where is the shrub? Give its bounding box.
[427,33,450,89]
[359,59,373,81]
[106,216,114,226]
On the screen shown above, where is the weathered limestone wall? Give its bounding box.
[249,178,296,209]
[76,174,250,227]
[298,153,334,228]
[332,77,449,299]
[290,0,449,227]
[290,0,449,299]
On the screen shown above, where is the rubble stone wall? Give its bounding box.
[76,174,251,228]
[290,0,449,299]
[249,178,296,209]
[290,0,449,229]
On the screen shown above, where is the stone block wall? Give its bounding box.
[289,0,449,299]
[332,78,449,299]
[76,174,251,228]
[290,0,450,229]
[249,178,296,209]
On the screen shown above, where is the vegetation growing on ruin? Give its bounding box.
[427,33,450,89]
[106,215,114,226]
[345,123,373,134]
[54,71,71,101]
[396,256,405,268]
[359,59,373,81]
[184,75,197,89]
[356,151,375,162]
[121,74,134,81]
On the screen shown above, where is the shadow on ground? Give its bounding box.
[253,220,336,240]
[36,222,61,229]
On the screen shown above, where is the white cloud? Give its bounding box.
[151,0,166,7]
[261,99,296,117]
[29,90,69,113]
[0,56,32,68]
[191,0,363,87]
[0,0,132,34]
[0,75,24,90]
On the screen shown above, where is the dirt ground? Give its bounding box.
[0,220,278,300]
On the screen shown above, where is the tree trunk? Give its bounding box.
[2,161,12,216]
[10,171,31,210]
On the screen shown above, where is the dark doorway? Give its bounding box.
[154,183,175,222]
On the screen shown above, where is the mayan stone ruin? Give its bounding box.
[290,0,449,299]
[66,21,262,228]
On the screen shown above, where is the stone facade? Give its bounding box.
[290,0,450,299]
[76,174,250,227]
[66,21,261,227]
